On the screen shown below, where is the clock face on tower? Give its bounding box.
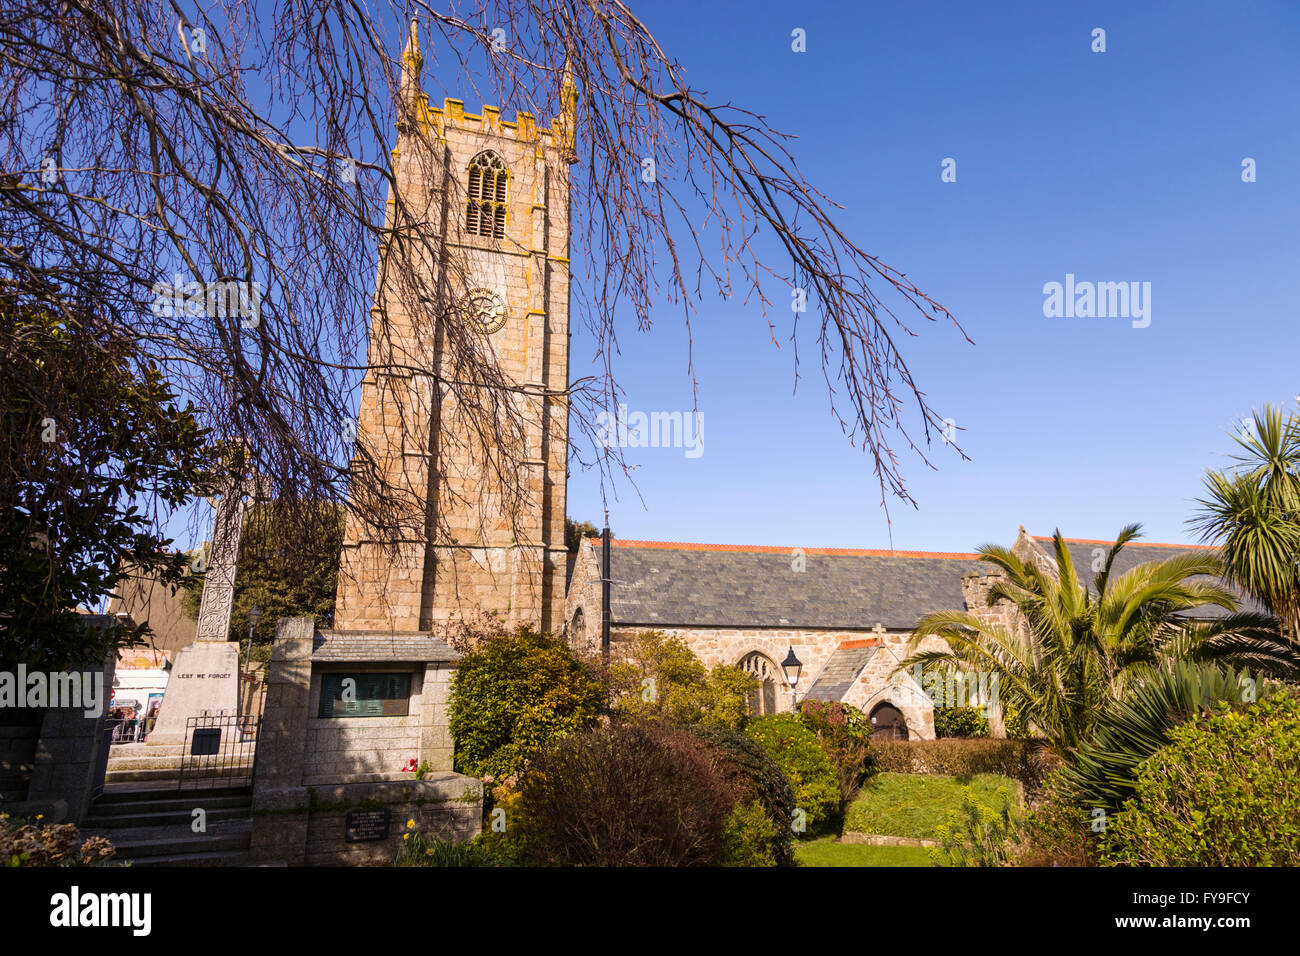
[462,287,507,334]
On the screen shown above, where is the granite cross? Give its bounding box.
[194,468,270,643]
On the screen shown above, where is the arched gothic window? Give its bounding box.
[466,151,507,239]
[738,651,780,716]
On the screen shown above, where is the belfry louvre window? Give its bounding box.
[466,151,508,239]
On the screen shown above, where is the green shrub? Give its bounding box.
[933,706,990,738]
[1102,694,1300,866]
[797,699,876,808]
[517,721,737,866]
[1002,703,1030,739]
[1012,770,1102,867]
[608,630,757,730]
[684,723,796,866]
[716,800,779,867]
[475,785,527,865]
[929,785,1018,867]
[448,626,604,779]
[746,713,840,831]
[1062,662,1270,818]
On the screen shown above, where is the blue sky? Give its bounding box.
[563,0,1300,551]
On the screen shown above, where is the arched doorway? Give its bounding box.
[738,651,781,716]
[568,608,586,647]
[870,703,909,740]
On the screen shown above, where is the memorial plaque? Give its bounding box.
[345,809,390,843]
[191,727,222,756]
[318,673,412,718]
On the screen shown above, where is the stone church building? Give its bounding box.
[317,22,1238,745]
[562,528,1226,740]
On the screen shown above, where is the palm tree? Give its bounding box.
[896,525,1245,755]
[1190,404,1300,643]
[1060,660,1275,816]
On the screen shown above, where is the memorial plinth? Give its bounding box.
[145,641,242,746]
[148,470,264,748]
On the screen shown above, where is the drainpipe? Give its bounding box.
[601,516,611,662]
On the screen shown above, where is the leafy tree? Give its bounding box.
[897,525,1254,755]
[0,292,209,668]
[607,630,757,730]
[448,626,603,780]
[564,517,602,553]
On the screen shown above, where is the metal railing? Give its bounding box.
[177,711,260,791]
[111,718,149,744]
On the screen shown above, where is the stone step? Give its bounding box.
[108,739,256,759]
[105,766,253,784]
[109,743,187,757]
[94,784,252,804]
[84,820,251,861]
[83,806,250,829]
[126,850,250,867]
[106,753,254,772]
[90,792,252,816]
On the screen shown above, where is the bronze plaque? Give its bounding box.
[345,809,390,843]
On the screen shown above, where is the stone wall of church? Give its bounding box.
[600,623,941,739]
[559,538,1040,741]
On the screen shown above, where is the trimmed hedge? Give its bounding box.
[871,738,1054,796]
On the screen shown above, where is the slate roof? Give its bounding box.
[804,644,880,702]
[312,630,460,663]
[607,541,986,630]
[605,537,1261,630]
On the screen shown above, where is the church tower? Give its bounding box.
[334,16,574,636]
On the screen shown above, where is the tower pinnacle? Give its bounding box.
[397,14,424,132]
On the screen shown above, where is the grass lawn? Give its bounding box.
[844,772,1021,840]
[795,837,932,867]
